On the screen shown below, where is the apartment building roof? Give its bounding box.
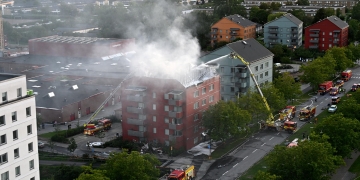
[265,13,302,26]
[29,35,125,45]
[0,73,22,82]
[226,14,256,27]
[326,15,349,29]
[227,38,274,63]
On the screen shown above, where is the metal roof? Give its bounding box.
[326,16,349,29]
[29,36,123,44]
[227,38,274,63]
[226,14,256,27]
[283,13,303,26]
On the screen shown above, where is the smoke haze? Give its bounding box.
[124,0,201,81]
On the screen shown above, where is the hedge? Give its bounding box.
[50,126,85,143]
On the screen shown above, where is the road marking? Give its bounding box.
[233,163,238,168]
[320,102,323,104]
[243,156,248,160]
[277,132,280,135]
[325,98,328,100]
[252,149,258,153]
[261,143,266,146]
[269,137,274,141]
[223,171,228,176]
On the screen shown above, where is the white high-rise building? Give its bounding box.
[0,74,39,180]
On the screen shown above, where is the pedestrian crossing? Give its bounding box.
[351,76,360,78]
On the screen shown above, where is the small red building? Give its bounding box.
[304,16,349,51]
[121,69,220,150]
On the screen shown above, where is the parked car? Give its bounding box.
[38,141,45,148]
[328,105,337,113]
[86,142,105,148]
[351,84,358,91]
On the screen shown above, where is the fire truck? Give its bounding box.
[299,106,316,121]
[318,81,333,95]
[331,96,341,104]
[329,87,339,96]
[282,120,297,134]
[167,165,195,180]
[84,118,112,136]
[341,70,352,82]
[279,106,296,121]
[335,80,344,88]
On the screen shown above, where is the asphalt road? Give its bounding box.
[202,66,360,180]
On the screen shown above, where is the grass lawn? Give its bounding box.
[39,151,71,161]
[349,156,360,175]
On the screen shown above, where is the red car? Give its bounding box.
[351,84,358,92]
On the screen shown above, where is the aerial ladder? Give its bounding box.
[229,52,281,131]
[84,73,133,126]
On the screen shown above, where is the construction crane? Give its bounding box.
[85,73,133,126]
[229,52,279,130]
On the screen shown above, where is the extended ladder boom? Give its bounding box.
[87,73,132,124]
[230,52,274,121]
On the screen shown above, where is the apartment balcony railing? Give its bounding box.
[235,82,247,88]
[230,32,238,35]
[333,40,339,44]
[127,107,144,114]
[309,39,319,43]
[309,45,319,49]
[128,130,145,137]
[126,95,144,102]
[268,35,278,39]
[169,111,183,118]
[291,36,298,39]
[169,99,182,106]
[291,41,298,45]
[310,34,319,37]
[127,118,146,126]
[235,72,247,78]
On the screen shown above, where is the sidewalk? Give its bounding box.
[331,151,360,180]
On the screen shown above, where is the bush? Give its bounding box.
[50,126,85,143]
[104,137,138,151]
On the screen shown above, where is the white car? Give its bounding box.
[328,105,337,113]
[86,142,105,148]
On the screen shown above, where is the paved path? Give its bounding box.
[331,152,360,180]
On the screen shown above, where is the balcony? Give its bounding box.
[211,31,218,35]
[169,123,177,130]
[268,29,278,33]
[127,118,146,126]
[169,111,183,118]
[212,36,218,40]
[235,82,247,88]
[127,107,144,114]
[126,95,144,102]
[291,41,298,45]
[310,34,319,37]
[309,39,319,43]
[333,34,339,38]
[333,40,339,44]
[268,35,278,39]
[128,130,144,137]
[230,32,238,35]
[309,45,319,49]
[291,36,297,39]
[169,99,182,106]
[235,72,247,78]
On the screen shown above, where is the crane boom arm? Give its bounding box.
[230,53,274,121]
[87,73,132,124]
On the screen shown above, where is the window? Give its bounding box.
[165,129,169,135]
[27,125,32,135]
[220,67,224,73]
[202,99,206,106]
[12,111,17,122]
[1,171,9,180]
[221,86,224,92]
[265,71,269,76]
[29,160,34,170]
[2,92,7,102]
[209,96,214,103]
[193,102,199,109]
[221,96,224,101]
[209,84,214,91]
[0,116,4,126]
[164,105,169,111]
[15,166,21,176]
[153,92,156,98]
[28,142,33,152]
[260,64,263,69]
[17,88,22,97]
[231,87,235,92]
[255,66,258,71]
[26,107,31,117]
[322,38,325,41]
[194,114,199,121]
[0,134,6,145]
[153,104,156,110]
[329,32,332,35]
[323,32,325,35]
[322,44,324,47]
[260,74,263,79]
[226,36,228,39]
[193,90,199,97]
[231,68,235,73]
[256,76,258,81]
[194,125,199,133]
[329,44,332,48]
[14,148,19,158]
[153,128,156,134]
[0,153,8,164]
[153,116,156,122]
[164,118,169,123]
[265,62,269,67]
[13,130,18,140]
[202,87,206,94]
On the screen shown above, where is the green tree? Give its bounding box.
[325,46,353,72]
[269,44,284,62]
[59,3,79,16]
[337,98,360,120]
[287,9,313,27]
[259,3,270,10]
[102,152,160,180]
[267,13,285,22]
[274,72,302,102]
[67,138,77,154]
[266,140,344,180]
[313,113,360,158]
[351,2,360,22]
[296,0,309,5]
[261,83,287,113]
[270,2,282,11]
[347,43,360,61]
[202,101,251,141]
[77,165,109,180]
[249,6,260,22]
[300,54,336,90]
[254,171,281,180]
[313,8,335,23]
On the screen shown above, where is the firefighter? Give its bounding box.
[315,97,317,102]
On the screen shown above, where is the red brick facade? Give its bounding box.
[121,76,220,150]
